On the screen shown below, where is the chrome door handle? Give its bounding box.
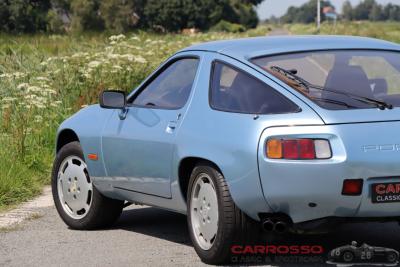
[166,121,177,133]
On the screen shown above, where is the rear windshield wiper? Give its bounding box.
[310,97,358,109]
[270,66,310,93]
[270,66,393,110]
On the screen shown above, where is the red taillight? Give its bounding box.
[267,138,326,160]
[283,140,299,159]
[342,179,363,196]
[298,139,315,159]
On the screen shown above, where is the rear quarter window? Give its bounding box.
[209,61,300,114]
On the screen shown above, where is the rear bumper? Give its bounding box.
[257,122,400,223]
[293,215,400,232]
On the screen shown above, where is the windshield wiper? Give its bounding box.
[270,66,310,93]
[270,66,393,110]
[310,97,358,109]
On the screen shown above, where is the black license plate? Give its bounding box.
[371,183,400,203]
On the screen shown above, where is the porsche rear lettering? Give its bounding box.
[362,144,400,152]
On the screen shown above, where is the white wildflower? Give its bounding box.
[107,53,119,59]
[109,34,126,42]
[34,115,43,122]
[88,61,101,68]
[134,56,147,64]
[2,97,17,102]
[83,73,92,79]
[35,103,46,109]
[36,76,50,82]
[17,83,29,90]
[13,72,26,79]
[44,89,57,95]
[27,86,41,93]
[121,54,135,61]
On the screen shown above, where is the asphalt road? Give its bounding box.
[1,199,400,267]
[267,28,290,36]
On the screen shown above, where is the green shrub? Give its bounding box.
[0,30,261,209]
[210,20,246,33]
[46,10,65,34]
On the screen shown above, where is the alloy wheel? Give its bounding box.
[57,156,93,219]
[190,173,219,250]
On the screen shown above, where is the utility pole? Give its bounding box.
[317,0,321,31]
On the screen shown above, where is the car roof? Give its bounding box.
[180,35,400,60]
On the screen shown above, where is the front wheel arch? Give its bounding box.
[56,128,80,153]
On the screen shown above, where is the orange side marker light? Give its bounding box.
[88,154,98,161]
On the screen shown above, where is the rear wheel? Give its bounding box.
[52,141,124,230]
[187,162,261,265]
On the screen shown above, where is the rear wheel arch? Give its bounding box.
[57,129,80,152]
[178,157,223,201]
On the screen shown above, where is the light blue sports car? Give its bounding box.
[52,35,400,264]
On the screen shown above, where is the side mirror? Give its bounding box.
[99,90,126,109]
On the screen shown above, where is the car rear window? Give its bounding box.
[251,50,400,110]
[210,61,300,114]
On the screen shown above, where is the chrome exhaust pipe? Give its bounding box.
[274,221,287,233]
[262,219,274,232]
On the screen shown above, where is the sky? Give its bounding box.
[256,0,397,20]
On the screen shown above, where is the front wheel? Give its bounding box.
[342,251,354,263]
[387,251,398,263]
[52,141,124,230]
[187,162,261,265]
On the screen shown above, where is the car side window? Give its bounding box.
[132,58,199,109]
[210,61,300,114]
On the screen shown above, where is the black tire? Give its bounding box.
[187,162,262,265]
[52,141,124,230]
[342,251,354,263]
[387,251,398,263]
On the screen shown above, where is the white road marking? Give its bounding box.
[0,186,53,229]
[307,57,329,76]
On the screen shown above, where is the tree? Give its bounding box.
[70,0,103,32]
[143,0,259,32]
[1,0,51,33]
[281,0,333,24]
[242,0,264,5]
[46,9,65,33]
[0,1,11,32]
[369,3,383,21]
[0,0,264,33]
[143,0,188,32]
[342,1,353,20]
[51,0,71,16]
[383,4,400,21]
[230,0,258,28]
[99,0,139,32]
[352,0,376,20]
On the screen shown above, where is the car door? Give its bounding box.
[101,56,200,198]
